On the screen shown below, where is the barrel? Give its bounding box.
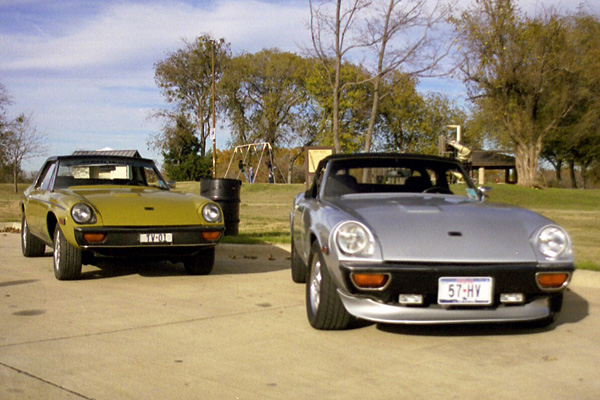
[200,178,241,236]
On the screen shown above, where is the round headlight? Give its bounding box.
[334,221,374,256]
[202,203,222,223]
[537,226,569,259]
[71,203,96,224]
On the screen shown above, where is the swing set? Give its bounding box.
[224,142,277,183]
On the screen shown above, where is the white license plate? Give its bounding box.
[139,233,173,244]
[438,277,493,305]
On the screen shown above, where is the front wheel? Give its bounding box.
[53,227,82,280]
[184,247,215,275]
[21,214,46,257]
[306,241,354,330]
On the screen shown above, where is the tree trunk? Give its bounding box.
[364,77,380,154]
[288,148,306,184]
[198,105,206,156]
[554,158,562,182]
[332,0,342,153]
[364,0,393,154]
[580,160,589,189]
[13,162,18,194]
[287,157,293,184]
[568,159,577,189]
[332,69,341,152]
[514,139,543,188]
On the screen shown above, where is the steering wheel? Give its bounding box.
[423,186,453,194]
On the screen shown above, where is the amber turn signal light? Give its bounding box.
[201,231,221,241]
[83,233,106,243]
[351,273,390,289]
[536,273,570,290]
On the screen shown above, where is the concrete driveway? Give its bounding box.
[1,231,599,399]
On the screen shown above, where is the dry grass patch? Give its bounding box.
[0,183,28,222]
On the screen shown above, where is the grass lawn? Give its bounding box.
[0,183,29,223]
[3,181,598,271]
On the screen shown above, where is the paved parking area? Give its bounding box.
[1,231,599,399]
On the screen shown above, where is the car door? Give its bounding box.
[292,190,309,260]
[292,170,323,264]
[24,161,57,241]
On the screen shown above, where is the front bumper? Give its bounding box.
[338,261,573,324]
[339,291,554,324]
[74,225,224,258]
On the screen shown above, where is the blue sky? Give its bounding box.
[1,0,596,172]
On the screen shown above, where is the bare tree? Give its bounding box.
[0,82,10,122]
[0,82,12,166]
[308,0,373,152]
[363,0,450,153]
[4,113,47,193]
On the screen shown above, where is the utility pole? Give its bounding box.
[211,40,217,178]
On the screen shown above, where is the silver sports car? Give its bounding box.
[290,153,574,330]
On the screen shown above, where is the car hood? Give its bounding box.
[329,194,551,263]
[62,187,208,226]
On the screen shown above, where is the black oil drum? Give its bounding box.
[200,178,241,236]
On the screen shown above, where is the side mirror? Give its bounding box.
[477,186,492,201]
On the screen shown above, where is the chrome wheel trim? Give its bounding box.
[22,219,27,248]
[309,258,322,313]
[53,230,61,272]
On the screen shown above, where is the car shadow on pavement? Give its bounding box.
[211,244,291,275]
[77,244,291,279]
[376,289,588,337]
[79,260,187,279]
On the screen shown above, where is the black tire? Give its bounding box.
[184,247,215,275]
[21,214,46,257]
[291,239,308,283]
[53,227,82,280]
[306,241,354,330]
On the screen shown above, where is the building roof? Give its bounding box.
[72,150,142,158]
[470,150,515,169]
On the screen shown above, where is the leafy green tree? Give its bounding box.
[304,60,372,153]
[541,14,600,188]
[220,49,311,148]
[375,72,468,154]
[153,35,230,156]
[453,0,582,187]
[149,113,212,181]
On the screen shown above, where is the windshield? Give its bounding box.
[53,159,169,190]
[322,157,477,199]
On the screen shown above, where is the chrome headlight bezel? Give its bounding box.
[71,203,97,224]
[532,225,572,261]
[333,221,375,257]
[202,203,222,223]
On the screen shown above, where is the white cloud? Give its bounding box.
[1,0,311,171]
[1,1,309,71]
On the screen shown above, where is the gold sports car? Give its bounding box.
[20,154,224,280]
